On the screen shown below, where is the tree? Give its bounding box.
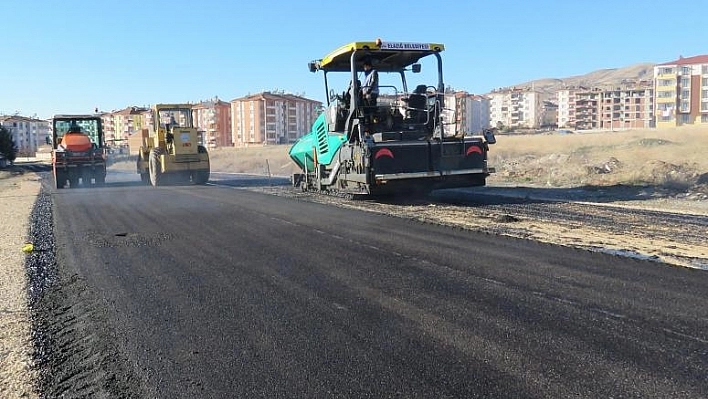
[0,125,18,163]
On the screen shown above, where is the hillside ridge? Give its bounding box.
[504,62,656,94]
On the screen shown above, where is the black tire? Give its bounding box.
[54,170,65,189]
[149,148,163,186]
[95,172,106,186]
[192,145,210,185]
[137,153,149,184]
[191,170,209,185]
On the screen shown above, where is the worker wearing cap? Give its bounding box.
[361,58,379,127]
[361,58,379,107]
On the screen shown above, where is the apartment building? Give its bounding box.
[557,89,574,128]
[193,98,232,148]
[599,83,654,130]
[574,89,601,130]
[654,55,708,128]
[488,91,508,129]
[468,95,491,134]
[556,84,653,130]
[488,88,547,129]
[230,92,321,146]
[0,115,51,157]
[102,106,149,146]
[101,112,115,144]
[443,92,491,135]
[541,101,558,127]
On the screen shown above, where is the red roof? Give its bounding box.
[658,54,708,66]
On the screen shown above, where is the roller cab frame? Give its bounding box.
[135,104,210,186]
[51,114,107,189]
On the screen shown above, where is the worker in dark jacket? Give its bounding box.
[361,58,379,106]
[361,58,379,126]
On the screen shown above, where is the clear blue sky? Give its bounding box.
[2,0,705,119]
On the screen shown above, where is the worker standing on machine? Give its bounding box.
[361,58,379,107]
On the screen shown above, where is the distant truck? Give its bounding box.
[51,114,107,189]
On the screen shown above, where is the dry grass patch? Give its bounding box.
[208,145,299,176]
[489,126,708,191]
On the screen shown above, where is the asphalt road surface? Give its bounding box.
[37,171,708,398]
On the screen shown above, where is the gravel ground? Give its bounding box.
[0,170,40,399]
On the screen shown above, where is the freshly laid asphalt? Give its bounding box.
[38,172,708,398]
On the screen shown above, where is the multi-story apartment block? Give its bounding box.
[557,89,574,128]
[0,115,51,157]
[193,97,232,148]
[556,84,653,131]
[654,55,708,128]
[468,95,491,134]
[488,88,547,129]
[488,91,509,129]
[556,87,587,129]
[230,92,321,146]
[599,83,654,130]
[442,92,459,134]
[102,106,149,146]
[444,92,491,135]
[100,112,115,144]
[541,101,558,128]
[573,89,602,130]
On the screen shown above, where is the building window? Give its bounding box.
[702,114,708,122]
[680,77,690,87]
[659,67,674,74]
[678,114,690,123]
[680,100,690,112]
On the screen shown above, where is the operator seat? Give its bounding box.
[406,85,428,123]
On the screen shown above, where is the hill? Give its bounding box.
[510,63,655,94]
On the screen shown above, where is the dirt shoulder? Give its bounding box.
[0,170,40,398]
[437,185,708,270]
[477,182,708,216]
